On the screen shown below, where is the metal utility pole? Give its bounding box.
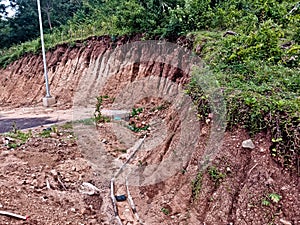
[37,0,55,106]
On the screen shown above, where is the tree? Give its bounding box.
[0,0,83,49]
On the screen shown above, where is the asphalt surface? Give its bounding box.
[0,107,73,133]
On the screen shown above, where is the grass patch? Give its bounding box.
[188,30,300,173]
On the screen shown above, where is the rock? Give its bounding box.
[50,169,58,177]
[242,139,255,149]
[70,207,76,213]
[50,132,58,138]
[279,219,292,225]
[226,167,232,173]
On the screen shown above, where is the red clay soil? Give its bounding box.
[0,37,299,224]
[0,114,299,225]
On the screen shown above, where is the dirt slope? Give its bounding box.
[0,37,299,225]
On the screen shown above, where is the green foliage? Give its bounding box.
[131,107,143,117]
[191,171,203,200]
[269,193,282,203]
[226,20,284,63]
[262,198,271,206]
[262,193,282,206]
[128,123,149,133]
[40,129,52,138]
[208,166,226,186]
[5,130,32,149]
[94,96,111,124]
[161,207,170,215]
[189,27,300,171]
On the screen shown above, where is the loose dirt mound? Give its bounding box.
[0,126,111,225]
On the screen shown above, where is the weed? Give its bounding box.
[191,172,203,201]
[208,166,226,187]
[262,198,271,206]
[262,193,282,206]
[161,207,170,215]
[40,129,52,138]
[94,96,111,124]
[131,107,143,117]
[5,130,32,149]
[128,123,149,133]
[269,193,282,203]
[73,118,96,126]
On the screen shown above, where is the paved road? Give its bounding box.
[0,107,73,133]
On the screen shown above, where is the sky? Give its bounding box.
[1,0,16,18]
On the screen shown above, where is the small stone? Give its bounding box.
[70,208,76,213]
[200,127,208,136]
[279,219,292,225]
[242,139,255,149]
[80,207,91,215]
[50,169,58,177]
[67,143,73,147]
[50,132,58,138]
[259,147,265,152]
[226,167,232,173]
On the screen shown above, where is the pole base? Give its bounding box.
[43,96,56,107]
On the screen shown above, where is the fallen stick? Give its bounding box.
[57,176,67,191]
[0,210,28,220]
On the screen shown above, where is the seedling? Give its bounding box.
[131,107,143,117]
[161,207,170,215]
[262,193,282,206]
[269,193,281,203]
[94,96,111,124]
[208,166,226,187]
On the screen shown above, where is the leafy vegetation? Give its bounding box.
[161,207,170,215]
[262,193,282,206]
[191,171,203,201]
[4,129,32,149]
[94,96,111,124]
[208,166,226,187]
[131,107,143,117]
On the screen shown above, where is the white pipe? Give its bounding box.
[37,0,51,98]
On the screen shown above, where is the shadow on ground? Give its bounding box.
[0,117,64,133]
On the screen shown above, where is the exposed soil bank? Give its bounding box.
[0,36,299,224]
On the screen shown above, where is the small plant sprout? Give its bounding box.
[192,172,203,200]
[208,166,226,187]
[161,207,170,215]
[262,193,282,206]
[269,193,282,203]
